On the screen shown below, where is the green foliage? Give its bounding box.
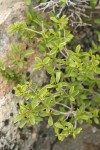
[90,0,97,9]
[36,0,48,2]
[95,19,100,25]
[0,43,34,83]
[25,0,31,5]
[0,9,100,141]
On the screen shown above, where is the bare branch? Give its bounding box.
[33,0,95,28]
[56,102,71,110]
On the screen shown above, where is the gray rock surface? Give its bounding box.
[0,0,27,57]
[32,122,100,150]
[0,1,38,150]
[0,93,38,150]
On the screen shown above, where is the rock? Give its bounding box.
[0,93,38,150]
[33,122,100,150]
[0,1,39,149]
[0,1,27,57]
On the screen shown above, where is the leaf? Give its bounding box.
[96,31,100,41]
[31,98,39,109]
[38,87,47,98]
[25,0,31,5]
[19,102,26,111]
[50,17,58,23]
[94,118,99,124]
[40,111,49,117]
[46,67,54,74]
[53,111,61,115]
[64,122,73,128]
[69,86,74,95]
[56,71,61,83]
[14,115,23,123]
[33,64,43,70]
[76,45,81,53]
[73,133,76,139]
[94,19,100,24]
[23,50,34,57]
[58,82,68,88]
[60,0,66,5]
[70,96,75,102]
[29,115,35,125]
[72,90,79,97]
[93,109,99,117]
[43,57,50,64]
[75,128,82,134]
[73,128,82,139]
[48,116,53,126]
[26,11,33,21]
[69,62,76,68]
[35,116,43,122]
[50,75,55,84]
[11,44,21,53]
[49,29,56,35]
[19,118,27,128]
[17,61,24,68]
[54,122,64,129]
[35,57,43,63]
[49,49,57,55]
[81,115,90,120]
[90,0,97,9]
[45,84,55,89]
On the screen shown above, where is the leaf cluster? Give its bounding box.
[0,9,100,141]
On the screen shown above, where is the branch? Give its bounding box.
[33,0,98,28]
[56,102,71,110]
[83,88,100,97]
[25,28,42,35]
[50,107,76,116]
[33,0,59,11]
